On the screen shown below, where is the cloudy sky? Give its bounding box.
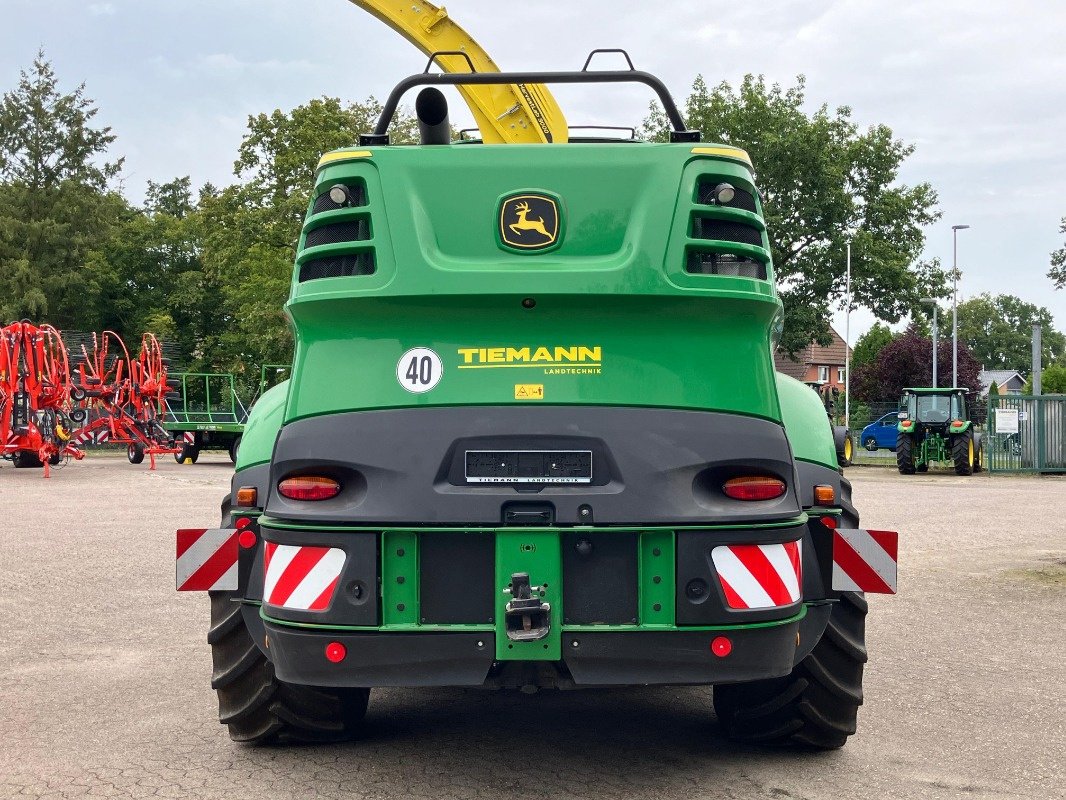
[4,0,1065,341]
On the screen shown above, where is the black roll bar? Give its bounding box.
[361,53,699,145]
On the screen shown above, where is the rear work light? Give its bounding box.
[278,476,341,501]
[723,476,786,501]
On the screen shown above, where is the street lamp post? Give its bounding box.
[921,298,938,387]
[951,224,970,387]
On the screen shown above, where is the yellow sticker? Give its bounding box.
[515,384,545,400]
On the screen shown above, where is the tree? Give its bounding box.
[1051,216,1066,289]
[643,75,944,354]
[852,325,982,401]
[1024,364,1066,394]
[202,97,418,386]
[956,293,1065,371]
[0,52,126,328]
[851,323,895,372]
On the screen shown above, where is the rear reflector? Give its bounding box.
[710,636,732,657]
[325,642,347,663]
[723,476,786,501]
[278,476,341,501]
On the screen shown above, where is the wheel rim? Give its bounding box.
[968,439,974,467]
[844,437,852,460]
[865,438,876,450]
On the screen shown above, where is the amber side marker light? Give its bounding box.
[723,476,786,501]
[278,476,341,501]
[814,484,836,505]
[235,486,258,507]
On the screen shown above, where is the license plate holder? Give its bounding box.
[465,450,592,484]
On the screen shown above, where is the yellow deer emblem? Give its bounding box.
[508,200,555,242]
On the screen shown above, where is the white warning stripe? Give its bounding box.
[263,544,345,611]
[282,549,346,610]
[712,546,775,608]
[262,543,300,597]
[711,540,802,609]
[832,529,898,594]
[175,528,238,591]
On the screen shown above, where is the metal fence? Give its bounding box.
[985,395,1066,473]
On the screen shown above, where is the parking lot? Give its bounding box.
[1,456,1063,800]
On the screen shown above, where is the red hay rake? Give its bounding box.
[70,331,180,469]
[0,320,87,476]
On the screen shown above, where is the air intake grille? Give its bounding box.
[696,180,758,213]
[686,252,767,279]
[299,253,376,282]
[311,183,367,214]
[692,217,764,247]
[304,220,370,249]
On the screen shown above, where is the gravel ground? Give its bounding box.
[0,455,1063,800]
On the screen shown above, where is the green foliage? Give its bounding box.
[988,380,999,396]
[644,74,944,354]
[957,293,1065,371]
[1051,216,1066,289]
[0,52,127,328]
[200,97,418,388]
[851,323,895,372]
[852,324,982,401]
[1024,364,1066,394]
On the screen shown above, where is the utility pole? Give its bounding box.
[1033,324,1042,395]
[845,239,851,428]
[921,298,938,386]
[951,224,970,387]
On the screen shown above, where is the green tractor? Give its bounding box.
[896,387,983,475]
[175,59,898,750]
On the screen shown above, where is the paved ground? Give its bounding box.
[0,455,1063,800]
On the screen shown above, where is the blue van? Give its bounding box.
[860,412,900,451]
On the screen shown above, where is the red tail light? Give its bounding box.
[901,419,913,429]
[278,476,341,501]
[723,476,786,501]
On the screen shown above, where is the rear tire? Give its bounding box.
[175,443,199,464]
[896,433,915,474]
[972,433,984,473]
[209,593,370,744]
[952,431,974,476]
[228,436,242,465]
[714,591,868,749]
[12,451,43,468]
[127,444,145,464]
[838,433,854,467]
[208,498,369,744]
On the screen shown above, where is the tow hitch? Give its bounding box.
[504,572,551,641]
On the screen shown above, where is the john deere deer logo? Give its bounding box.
[499,192,561,252]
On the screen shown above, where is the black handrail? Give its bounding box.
[362,64,699,145]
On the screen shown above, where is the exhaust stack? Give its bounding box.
[415,88,451,145]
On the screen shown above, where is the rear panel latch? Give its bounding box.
[503,572,551,641]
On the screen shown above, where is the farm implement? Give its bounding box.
[68,331,181,468]
[0,320,86,475]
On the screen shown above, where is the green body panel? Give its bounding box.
[775,372,839,469]
[234,380,288,470]
[285,145,781,422]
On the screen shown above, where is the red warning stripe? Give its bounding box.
[175,528,238,591]
[832,529,897,594]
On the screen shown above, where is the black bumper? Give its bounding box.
[264,616,815,688]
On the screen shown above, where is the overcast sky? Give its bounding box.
[3,0,1065,343]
